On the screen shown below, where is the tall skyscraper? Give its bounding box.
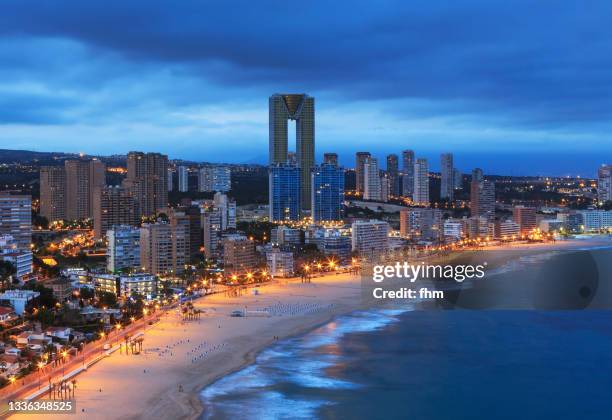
[355,152,371,193]
[178,166,189,192]
[323,153,338,166]
[0,194,31,251]
[40,166,66,222]
[64,159,105,220]
[440,153,454,200]
[413,158,429,205]
[269,164,301,222]
[93,186,139,239]
[311,163,345,222]
[386,154,399,196]
[598,164,611,202]
[124,152,168,217]
[402,150,415,198]
[269,94,315,210]
[470,168,495,220]
[364,158,381,201]
[64,160,90,220]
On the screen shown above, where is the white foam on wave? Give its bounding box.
[201,307,411,418]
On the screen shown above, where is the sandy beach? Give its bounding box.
[10,272,364,420]
[8,236,612,420]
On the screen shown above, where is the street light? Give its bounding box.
[38,361,45,389]
[143,308,149,332]
[61,350,68,376]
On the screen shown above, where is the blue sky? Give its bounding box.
[0,1,611,176]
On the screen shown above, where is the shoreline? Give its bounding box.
[10,273,365,420]
[10,236,611,420]
[176,299,367,420]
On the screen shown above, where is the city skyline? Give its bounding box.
[1,1,612,176]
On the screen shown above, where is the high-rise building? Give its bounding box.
[598,164,611,202]
[93,186,139,239]
[182,205,203,259]
[470,169,495,220]
[269,94,315,210]
[440,153,454,200]
[402,150,415,198]
[0,235,33,281]
[40,166,67,222]
[167,168,175,192]
[513,206,537,235]
[64,160,90,220]
[201,208,222,259]
[213,192,237,230]
[351,220,389,256]
[380,174,390,203]
[65,159,106,220]
[364,158,381,201]
[386,154,399,197]
[413,158,429,205]
[323,153,338,166]
[355,152,371,193]
[169,209,190,272]
[198,166,231,192]
[400,208,442,242]
[0,194,31,251]
[178,166,189,192]
[106,225,141,273]
[140,223,173,275]
[453,168,463,190]
[311,163,345,222]
[124,152,168,217]
[223,235,258,274]
[269,164,301,222]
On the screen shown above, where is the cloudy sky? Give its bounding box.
[1,0,611,176]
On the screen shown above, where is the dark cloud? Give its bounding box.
[2,0,612,126]
[0,0,611,175]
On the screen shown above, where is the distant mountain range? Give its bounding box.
[0,149,129,165]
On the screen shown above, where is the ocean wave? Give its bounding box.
[200,307,408,419]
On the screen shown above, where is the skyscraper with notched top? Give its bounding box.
[269,94,315,210]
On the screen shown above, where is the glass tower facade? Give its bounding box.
[269,164,301,222]
[269,94,315,210]
[311,163,345,222]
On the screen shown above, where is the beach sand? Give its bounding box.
[9,236,611,420]
[10,273,363,420]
